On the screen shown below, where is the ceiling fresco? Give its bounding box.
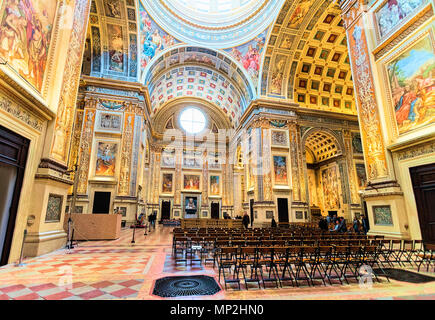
[260,0,357,115]
[81,0,358,120]
[139,0,285,49]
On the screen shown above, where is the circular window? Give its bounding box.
[179,108,206,134]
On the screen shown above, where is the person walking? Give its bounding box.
[271,217,277,228]
[353,217,361,234]
[242,212,250,229]
[362,214,370,235]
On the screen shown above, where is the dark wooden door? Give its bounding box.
[277,198,289,223]
[0,125,29,266]
[161,201,171,220]
[410,164,435,244]
[92,192,111,214]
[250,199,254,226]
[211,202,220,219]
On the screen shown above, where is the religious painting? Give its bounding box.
[273,155,288,185]
[161,173,173,194]
[376,0,426,38]
[270,54,287,95]
[386,34,435,134]
[95,142,118,176]
[295,211,303,220]
[116,206,127,217]
[271,130,289,148]
[107,24,124,73]
[321,166,340,209]
[355,163,367,188]
[225,29,267,84]
[209,175,220,196]
[183,174,200,191]
[352,133,363,154]
[373,205,394,226]
[286,0,314,29]
[184,197,198,215]
[183,156,202,169]
[97,112,122,132]
[104,0,123,18]
[139,3,178,73]
[0,0,57,91]
[161,153,175,167]
[45,194,63,222]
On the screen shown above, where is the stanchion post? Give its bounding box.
[131,223,136,244]
[16,229,27,267]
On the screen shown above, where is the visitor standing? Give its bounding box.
[242,212,250,229]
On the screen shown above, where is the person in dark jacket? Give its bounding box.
[353,217,361,234]
[271,217,277,228]
[318,218,328,231]
[338,217,347,233]
[362,215,370,234]
[242,212,250,229]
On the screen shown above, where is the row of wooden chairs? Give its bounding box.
[216,245,389,290]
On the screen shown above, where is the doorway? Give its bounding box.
[410,164,435,244]
[161,200,171,221]
[250,199,254,227]
[0,125,29,266]
[211,202,220,219]
[92,192,111,214]
[277,198,289,223]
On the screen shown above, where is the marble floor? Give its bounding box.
[0,226,434,300]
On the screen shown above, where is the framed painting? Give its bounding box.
[271,129,289,148]
[161,172,173,194]
[183,174,201,191]
[273,155,288,185]
[95,142,118,176]
[375,0,427,40]
[107,23,124,73]
[385,32,435,135]
[183,156,202,169]
[0,0,58,91]
[161,149,175,168]
[45,194,63,222]
[209,175,221,196]
[373,205,394,226]
[95,111,122,133]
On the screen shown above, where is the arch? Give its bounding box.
[152,97,234,135]
[301,127,344,163]
[141,44,256,101]
[259,0,357,116]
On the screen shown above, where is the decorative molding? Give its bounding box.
[396,140,435,161]
[0,94,44,132]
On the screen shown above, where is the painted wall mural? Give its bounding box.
[273,155,288,185]
[225,29,267,85]
[376,0,426,38]
[96,142,118,176]
[107,24,124,73]
[183,174,200,191]
[286,0,314,29]
[139,2,179,75]
[387,34,435,134]
[0,0,57,91]
[355,163,367,188]
[209,175,220,196]
[321,166,340,209]
[347,21,388,180]
[162,173,173,193]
